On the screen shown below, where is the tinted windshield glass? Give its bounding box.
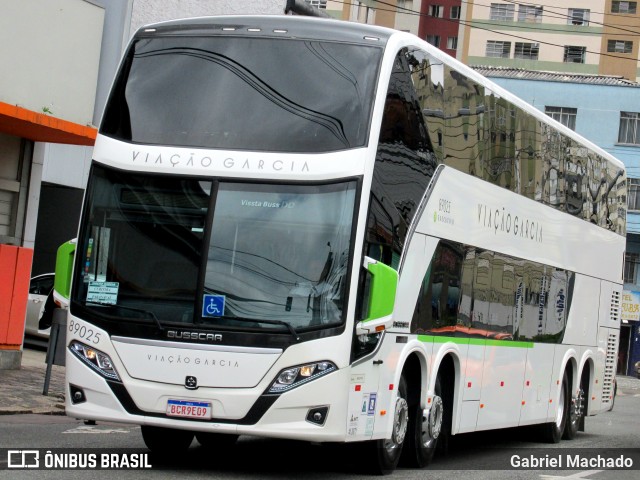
[204,182,356,329]
[101,36,381,152]
[72,167,211,325]
[71,166,357,333]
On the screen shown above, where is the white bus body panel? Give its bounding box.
[563,275,601,347]
[112,339,281,388]
[93,135,371,182]
[519,343,554,426]
[414,167,623,283]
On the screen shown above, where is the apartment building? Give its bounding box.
[459,1,640,81]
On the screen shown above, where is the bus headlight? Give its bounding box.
[268,361,336,393]
[69,341,120,381]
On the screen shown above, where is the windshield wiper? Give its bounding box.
[210,315,300,342]
[86,301,165,332]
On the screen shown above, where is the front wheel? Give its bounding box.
[361,377,409,475]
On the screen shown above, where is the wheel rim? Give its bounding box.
[421,395,443,448]
[555,382,565,428]
[385,395,409,454]
[570,388,584,426]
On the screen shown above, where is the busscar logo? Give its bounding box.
[167,330,223,342]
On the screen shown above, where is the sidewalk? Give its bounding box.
[0,348,65,415]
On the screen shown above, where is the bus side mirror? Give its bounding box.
[53,239,76,308]
[355,256,398,335]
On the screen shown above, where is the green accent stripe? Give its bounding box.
[54,240,76,300]
[418,335,533,349]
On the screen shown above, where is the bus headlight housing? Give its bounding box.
[268,361,336,393]
[69,340,120,381]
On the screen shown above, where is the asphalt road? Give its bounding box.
[0,383,638,480]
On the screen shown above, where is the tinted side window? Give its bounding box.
[367,48,438,267]
[411,242,572,343]
[411,241,463,333]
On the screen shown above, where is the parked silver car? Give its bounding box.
[24,273,55,339]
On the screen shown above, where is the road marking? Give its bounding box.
[62,426,130,434]
[540,471,603,479]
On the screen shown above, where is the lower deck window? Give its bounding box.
[411,241,573,343]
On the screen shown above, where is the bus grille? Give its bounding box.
[602,332,617,405]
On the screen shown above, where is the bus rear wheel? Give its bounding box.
[141,425,194,453]
[540,371,570,443]
[564,370,588,439]
[401,374,445,468]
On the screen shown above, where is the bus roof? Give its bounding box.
[136,15,394,47]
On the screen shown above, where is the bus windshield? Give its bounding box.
[204,182,356,329]
[71,165,357,333]
[101,35,382,152]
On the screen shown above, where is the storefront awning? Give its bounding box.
[0,102,96,146]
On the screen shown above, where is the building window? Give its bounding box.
[568,8,590,25]
[486,40,511,57]
[427,35,441,47]
[305,0,327,8]
[514,42,540,60]
[612,1,637,14]
[624,252,640,283]
[607,40,634,53]
[545,106,577,130]
[518,5,543,22]
[619,111,640,144]
[451,6,461,19]
[429,5,444,17]
[447,36,458,50]
[563,45,586,63]
[628,179,640,211]
[490,3,515,21]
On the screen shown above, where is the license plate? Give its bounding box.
[166,400,212,419]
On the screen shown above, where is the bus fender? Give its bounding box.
[374,339,429,439]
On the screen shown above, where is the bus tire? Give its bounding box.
[540,371,569,443]
[401,374,445,468]
[361,376,409,475]
[195,432,239,449]
[141,425,194,453]
[564,374,587,440]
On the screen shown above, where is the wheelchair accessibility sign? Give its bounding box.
[202,294,225,317]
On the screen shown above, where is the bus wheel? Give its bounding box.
[195,432,239,449]
[563,385,584,440]
[141,426,194,453]
[401,375,444,468]
[361,376,409,475]
[540,372,569,443]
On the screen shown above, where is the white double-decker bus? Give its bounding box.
[60,15,626,474]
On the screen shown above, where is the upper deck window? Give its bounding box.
[101,35,382,153]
